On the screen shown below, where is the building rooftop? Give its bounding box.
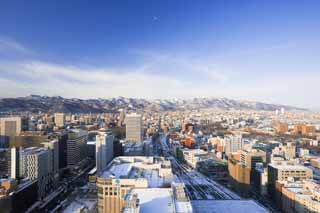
[63,198,96,213]
[124,188,174,213]
[99,156,173,188]
[191,200,269,213]
[102,163,132,179]
[269,161,312,171]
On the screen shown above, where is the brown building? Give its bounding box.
[293,124,316,136]
[302,125,316,136]
[228,152,251,196]
[182,136,195,148]
[240,149,266,169]
[274,121,288,134]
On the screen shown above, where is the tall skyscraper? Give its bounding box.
[66,129,88,166]
[10,146,21,179]
[54,113,65,128]
[96,129,114,174]
[0,117,21,136]
[125,113,143,143]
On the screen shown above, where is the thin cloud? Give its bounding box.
[0,37,34,55]
[0,47,318,108]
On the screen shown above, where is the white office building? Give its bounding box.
[24,148,53,199]
[225,134,243,157]
[125,113,143,143]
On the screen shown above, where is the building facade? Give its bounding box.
[96,129,114,174]
[125,114,143,143]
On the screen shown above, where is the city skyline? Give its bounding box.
[1,1,320,109]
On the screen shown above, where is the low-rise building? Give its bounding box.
[276,180,320,213]
[268,161,313,197]
[96,156,174,213]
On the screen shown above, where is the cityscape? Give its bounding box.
[1,1,320,213]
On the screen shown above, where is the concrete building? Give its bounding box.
[10,147,21,180]
[271,143,296,160]
[0,117,21,136]
[117,109,126,127]
[42,140,59,187]
[54,113,65,128]
[0,179,38,213]
[24,148,53,199]
[251,163,268,196]
[240,149,266,169]
[225,134,243,157]
[125,114,143,143]
[293,124,316,136]
[0,149,8,177]
[268,161,313,196]
[96,156,173,213]
[182,149,209,168]
[274,121,288,134]
[276,180,320,213]
[228,152,251,195]
[67,129,88,166]
[96,129,114,174]
[122,184,193,213]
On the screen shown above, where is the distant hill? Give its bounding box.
[0,95,307,113]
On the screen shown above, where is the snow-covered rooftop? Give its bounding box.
[191,200,269,213]
[131,188,175,213]
[101,163,132,178]
[63,199,96,213]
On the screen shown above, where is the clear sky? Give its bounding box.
[0,0,319,109]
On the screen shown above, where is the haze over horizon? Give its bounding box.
[0,1,320,109]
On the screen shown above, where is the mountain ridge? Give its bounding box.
[0,95,307,113]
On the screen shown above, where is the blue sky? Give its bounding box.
[0,0,320,108]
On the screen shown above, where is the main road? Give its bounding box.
[158,133,240,200]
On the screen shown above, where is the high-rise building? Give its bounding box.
[240,149,266,169]
[54,113,65,128]
[228,152,251,196]
[57,131,68,169]
[117,109,126,127]
[96,129,114,174]
[125,113,143,143]
[283,142,296,160]
[0,117,21,136]
[0,148,8,177]
[24,148,53,199]
[225,134,243,157]
[9,147,22,180]
[67,129,88,166]
[42,140,59,187]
